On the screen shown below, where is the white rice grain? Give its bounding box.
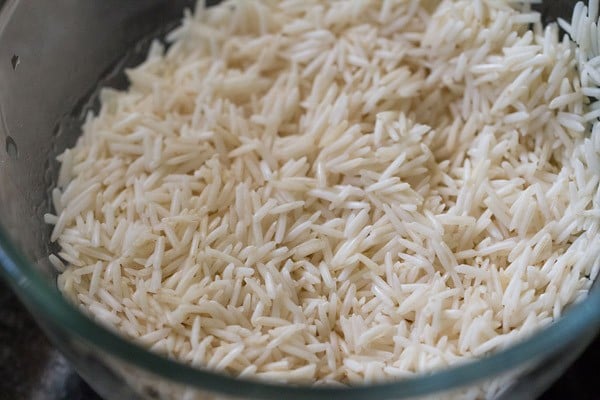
[48,0,599,393]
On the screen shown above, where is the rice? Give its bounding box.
[47,0,600,392]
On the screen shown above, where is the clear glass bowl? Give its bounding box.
[0,1,598,399]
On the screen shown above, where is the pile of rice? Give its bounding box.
[46,0,600,386]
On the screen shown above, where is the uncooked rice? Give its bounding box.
[47,0,600,389]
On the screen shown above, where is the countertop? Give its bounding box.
[0,280,598,400]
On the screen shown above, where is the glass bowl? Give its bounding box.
[0,0,598,399]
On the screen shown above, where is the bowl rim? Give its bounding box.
[1,224,599,399]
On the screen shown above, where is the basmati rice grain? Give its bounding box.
[48,0,600,394]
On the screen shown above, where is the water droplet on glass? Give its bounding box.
[5,136,18,157]
[10,54,19,70]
